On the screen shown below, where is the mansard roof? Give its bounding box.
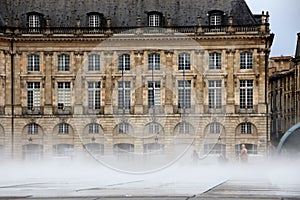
[0,0,259,27]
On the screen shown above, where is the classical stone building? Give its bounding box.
[269,34,300,145]
[0,0,273,165]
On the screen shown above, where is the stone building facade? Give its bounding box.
[0,0,274,164]
[269,33,300,145]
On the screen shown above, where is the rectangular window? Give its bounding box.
[208,80,222,109]
[241,122,252,134]
[240,80,253,109]
[27,82,40,110]
[209,53,221,70]
[240,52,253,69]
[178,80,191,108]
[89,15,100,27]
[58,54,70,71]
[118,81,131,109]
[58,123,69,134]
[149,14,160,27]
[28,123,39,134]
[118,54,130,71]
[27,54,40,71]
[28,15,40,33]
[57,82,71,109]
[178,53,191,70]
[148,81,161,107]
[88,54,100,71]
[210,15,221,26]
[28,15,40,28]
[88,82,101,109]
[148,54,160,70]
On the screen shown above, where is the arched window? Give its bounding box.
[174,122,194,135]
[57,123,70,134]
[236,122,257,135]
[115,123,134,135]
[28,123,39,135]
[144,122,163,136]
[86,123,102,134]
[84,143,104,157]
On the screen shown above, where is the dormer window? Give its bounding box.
[27,12,43,33]
[148,11,162,27]
[208,10,224,26]
[87,12,103,28]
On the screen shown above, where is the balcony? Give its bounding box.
[235,105,258,114]
[113,106,133,115]
[53,106,73,115]
[0,24,268,37]
[22,107,43,115]
[203,105,226,114]
[83,106,104,115]
[173,105,196,114]
[144,106,164,114]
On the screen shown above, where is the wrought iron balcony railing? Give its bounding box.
[53,106,73,115]
[22,107,43,115]
[0,24,267,37]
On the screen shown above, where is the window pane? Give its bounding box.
[88,54,100,71]
[118,54,130,71]
[148,54,160,70]
[209,53,221,69]
[178,80,191,108]
[149,14,160,27]
[178,53,191,70]
[240,52,253,69]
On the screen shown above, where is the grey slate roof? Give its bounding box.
[0,0,259,27]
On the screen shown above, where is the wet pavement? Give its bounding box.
[0,160,299,199]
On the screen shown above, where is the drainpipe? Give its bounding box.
[10,38,15,159]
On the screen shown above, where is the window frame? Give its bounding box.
[27,82,40,110]
[28,123,39,135]
[57,82,71,109]
[88,54,100,71]
[118,54,130,71]
[27,54,40,72]
[58,123,69,134]
[88,81,101,110]
[118,81,131,109]
[178,53,191,70]
[240,52,253,70]
[178,80,191,109]
[58,54,70,71]
[148,81,161,107]
[240,80,254,109]
[209,52,222,70]
[148,53,160,70]
[208,80,222,110]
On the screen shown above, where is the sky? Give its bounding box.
[245,0,300,57]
